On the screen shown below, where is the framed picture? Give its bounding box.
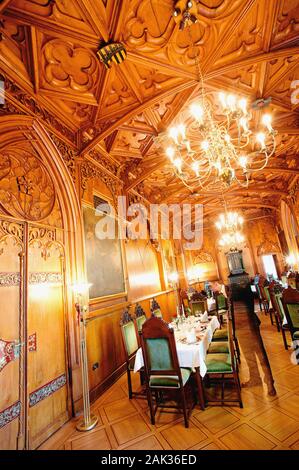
[83,199,126,300]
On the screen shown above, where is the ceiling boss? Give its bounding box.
[156,2,277,191]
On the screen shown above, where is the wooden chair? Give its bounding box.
[189,291,208,316]
[120,309,141,399]
[150,298,163,318]
[268,281,289,350]
[135,303,147,333]
[258,277,274,325]
[215,292,228,325]
[282,287,299,363]
[205,319,243,408]
[139,316,196,428]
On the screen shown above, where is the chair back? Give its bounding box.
[215,292,228,311]
[287,273,297,289]
[282,286,299,336]
[120,309,138,362]
[140,316,183,386]
[135,303,147,332]
[268,281,284,321]
[227,317,238,372]
[150,298,163,318]
[190,299,206,316]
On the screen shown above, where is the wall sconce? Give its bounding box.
[72,282,98,432]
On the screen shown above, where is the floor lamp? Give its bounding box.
[73,283,98,432]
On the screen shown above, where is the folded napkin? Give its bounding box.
[201,311,209,322]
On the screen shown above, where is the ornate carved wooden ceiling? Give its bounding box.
[0,0,298,221]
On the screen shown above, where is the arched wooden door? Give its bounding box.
[0,118,77,449]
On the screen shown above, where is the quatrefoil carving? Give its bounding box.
[43,39,99,93]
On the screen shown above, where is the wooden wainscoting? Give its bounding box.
[74,290,177,413]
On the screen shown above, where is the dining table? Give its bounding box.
[134,314,221,410]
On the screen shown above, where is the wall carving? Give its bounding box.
[0,77,76,144]
[0,150,55,221]
[81,160,123,199]
[49,133,78,182]
[0,220,24,252]
[42,39,100,93]
[257,232,280,256]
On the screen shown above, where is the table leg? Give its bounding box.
[195,367,205,410]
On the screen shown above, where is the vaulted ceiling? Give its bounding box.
[0,0,299,222]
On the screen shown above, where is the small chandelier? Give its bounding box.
[156,33,276,190]
[215,211,245,248]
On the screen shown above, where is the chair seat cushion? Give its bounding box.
[206,354,232,373]
[149,367,192,388]
[212,329,228,341]
[218,309,228,314]
[208,341,229,354]
[293,330,299,340]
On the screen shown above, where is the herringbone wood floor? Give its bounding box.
[39,304,299,451]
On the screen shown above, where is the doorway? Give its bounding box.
[262,254,278,281]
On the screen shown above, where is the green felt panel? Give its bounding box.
[217,294,227,310]
[152,309,163,318]
[212,329,228,341]
[208,341,229,354]
[206,354,232,373]
[136,315,146,332]
[286,303,299,329]
[191,301,205,315]
[146,337,173,371]
[122,322,138,356]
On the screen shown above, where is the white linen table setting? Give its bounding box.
[134,315,220,378]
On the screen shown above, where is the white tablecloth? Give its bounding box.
[134,316,220,377]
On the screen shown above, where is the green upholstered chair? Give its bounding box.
[150,298,163,319]
[205,320,243,407]
[215,292,228,325]
[263,285,275,325]
[212,328,228,342]
[282,287,299,363]
[268,282,289,350]
[120,309,140,399]
[135,303,147,333]
[140,316,195,427]
[208,341,229,354]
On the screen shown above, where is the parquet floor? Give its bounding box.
[39,304,299,451]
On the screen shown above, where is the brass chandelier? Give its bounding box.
[215,210,245,249]
[156,32,277,190]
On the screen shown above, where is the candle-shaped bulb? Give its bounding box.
[239,155,248,168]
[257,132,266,149]
[201,140,209,152]
[177,123,186,140]
[219,92,227,109]
[190,103,204,122]
[169,126,179,144]
[191,161,200,176]
[227,94,236,111]
[166,146,175,162]
[239,116,249,133]
[262,114,272,132]
[174,157,182,173]
[238,98,247,114]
